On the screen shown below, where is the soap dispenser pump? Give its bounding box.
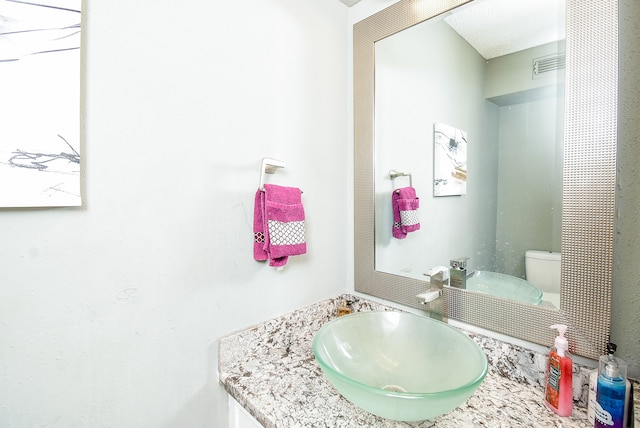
[544,324,573,417]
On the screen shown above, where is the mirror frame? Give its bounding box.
[354,0,618,359]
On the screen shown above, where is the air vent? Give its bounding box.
[532,53,566,79]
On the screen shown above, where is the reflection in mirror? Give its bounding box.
[354,0,618,360]
[374,0,566,307]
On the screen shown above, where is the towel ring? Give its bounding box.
[258,158,304,193]
[389,169,412,188]
[259,157,286,191]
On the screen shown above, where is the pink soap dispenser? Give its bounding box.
[544,324,573,417]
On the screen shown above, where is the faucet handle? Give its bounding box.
[450,257,469,270]
[416,289,441,304]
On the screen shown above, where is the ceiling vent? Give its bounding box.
[532,53,566,79]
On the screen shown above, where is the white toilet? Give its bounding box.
[525,250,561,308]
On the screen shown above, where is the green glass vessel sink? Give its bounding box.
[312,311,488,421]
[466,271,543,305]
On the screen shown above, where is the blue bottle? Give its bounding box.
[594,355,627,428]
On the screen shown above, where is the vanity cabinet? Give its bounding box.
[228,396,262,428]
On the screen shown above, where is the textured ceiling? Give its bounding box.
[445,0,565,59]
[342,0,565,60]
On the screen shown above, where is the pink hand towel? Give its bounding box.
[253,184,306,267]
[253,190,269,261]
[392,190,407,239]
[392,187,420,239]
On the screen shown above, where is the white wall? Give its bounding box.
[0,1,349,427]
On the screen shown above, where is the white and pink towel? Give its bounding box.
[392,187,420,239]
[254,184,306,267]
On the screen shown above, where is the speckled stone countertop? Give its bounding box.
[219,295,639,427]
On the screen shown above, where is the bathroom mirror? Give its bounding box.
[354,0,617,359]
[373,0,565,308]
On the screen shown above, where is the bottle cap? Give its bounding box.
[550,324,568,357]
[599,355,627,380]
[604,362,620,378]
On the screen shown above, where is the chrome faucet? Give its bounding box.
[416,266,450,321]
[418,265,452,297]
[449,257,469,289]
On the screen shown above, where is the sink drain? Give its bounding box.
[382,384,407,393]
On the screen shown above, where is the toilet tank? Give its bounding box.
[525,250,561,293]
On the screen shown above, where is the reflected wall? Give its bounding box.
[374,12,564,284]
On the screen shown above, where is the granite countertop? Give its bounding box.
[219,295,636,428]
